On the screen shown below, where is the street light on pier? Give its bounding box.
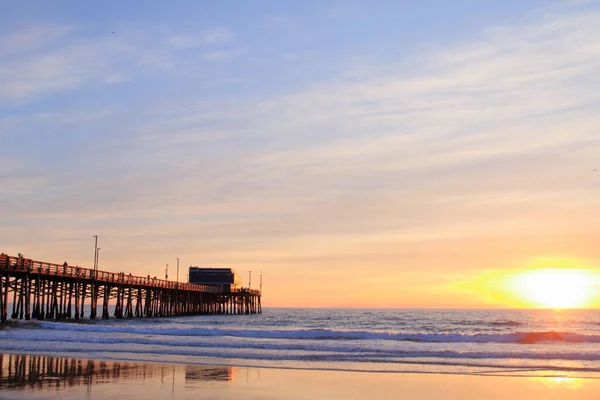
[92,235,98,275]
[175,258,180,315]
[96,248,101,272]
[165,264,169,280]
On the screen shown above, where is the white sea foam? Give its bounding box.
[29,321,600,344]
[2,309,600,374]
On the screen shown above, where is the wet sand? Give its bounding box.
[2,353,600,400]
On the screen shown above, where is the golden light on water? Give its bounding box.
[509,268,596,309]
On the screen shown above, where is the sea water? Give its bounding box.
[2,308,600,377]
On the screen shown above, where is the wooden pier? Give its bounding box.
[0,253,261,322]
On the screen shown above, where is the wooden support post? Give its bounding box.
[80,283,86,319]
[41,280,48,320]
[144,289,152,317]
[66,281,73,318]
[24,275,31,320]
[74,281,80,320]
[135,288,142,317]
[0,273,6,322]
[114,285,122,318]
[126,287,133,319]
[49,280,58,320]
[102,285,110,319]
[39,279,46,320]
[32,277,40,320]
[90,284,97,319]
[11,277,19,319]
[57,280,64,319]
[17,277,25,319]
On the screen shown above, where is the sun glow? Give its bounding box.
[510,268,596,309]
[536,377,585,390]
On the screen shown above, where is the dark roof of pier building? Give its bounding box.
[189,267,237,285]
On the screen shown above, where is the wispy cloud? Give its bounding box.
[203,48,247,61]
[201,27,235,44]
[98,8,600,244]
[3,5,600,304]
[0,24,75,59]
[167,27,234,48]
[0,27,133,102]
[0,24,238,103]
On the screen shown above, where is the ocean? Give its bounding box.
[2,308,600,377]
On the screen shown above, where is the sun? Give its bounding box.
[510,268,596,309]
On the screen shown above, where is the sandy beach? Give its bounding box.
[2,352,600,400]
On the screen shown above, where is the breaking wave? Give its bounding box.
[13,322,600,344]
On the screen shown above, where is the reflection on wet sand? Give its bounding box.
[2,353,600,400]
[535,376,585,390]
[185,365,234,382]
[0,353,234,392]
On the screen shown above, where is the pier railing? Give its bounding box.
[0,253,220,293]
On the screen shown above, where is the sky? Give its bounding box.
[2,0,600,308]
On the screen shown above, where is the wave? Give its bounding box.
[19,322,600,344]
[5,335,600,373]
[490,320,525,327]
[3,330,600,361]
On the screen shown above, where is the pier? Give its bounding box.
[0,253,261,322]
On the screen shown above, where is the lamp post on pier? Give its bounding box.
[91,235,99,320]
[176,257,180,315]
[92,235,98,276]
[96,248,101,273]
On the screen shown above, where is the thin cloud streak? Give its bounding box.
[2,6,600,306]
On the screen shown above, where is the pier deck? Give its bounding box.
[0,253,261,322]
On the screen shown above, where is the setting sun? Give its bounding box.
[510,269,596,309]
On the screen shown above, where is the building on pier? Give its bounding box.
[188,267,239,292]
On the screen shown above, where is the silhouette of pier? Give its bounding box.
[0,253,261,322]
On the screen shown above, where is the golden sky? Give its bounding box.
[2,2,600,308]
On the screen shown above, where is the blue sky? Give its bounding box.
[2,1,600,307]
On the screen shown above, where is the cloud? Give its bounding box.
[0,24,240,104]
[37,109,115,124]
[0,27,133,102]
[0,24,75,59]
[167,27,234,49]
[203,48,247,61]
[201,27,235,44]
[265,15,294,29]
[3,7,600,296]
[104,72,128,84]
[109,8,600,243]
[167,35,198,49]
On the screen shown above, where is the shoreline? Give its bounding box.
[3,351,600,400]
[3,349,600,379]
[3,348,600,379]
